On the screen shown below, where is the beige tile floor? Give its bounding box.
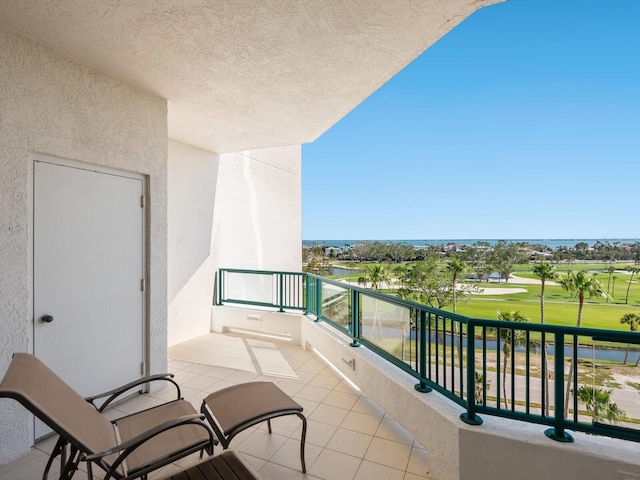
[0,332,432,480]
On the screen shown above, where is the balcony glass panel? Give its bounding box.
[321,283,350,330]
[575,339,639,428]
[361,294,411,365]
[225,271,273,304]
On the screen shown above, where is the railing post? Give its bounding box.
[460,320,482,425]
[414,310,432,393]
[544,332,574,442]
[315,277,322,322]
[217,269,224,305]
[350,289,361,347]
[302,274,308,314]
[278,273,284,312]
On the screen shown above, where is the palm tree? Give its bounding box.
[496,310,534,409]
[605,266,616,300]
[576,386,625,423]
[447,258,467,314]
[447,258,468,364]
[357,264,391,340]
[532,262,558,416]
[347,261,357,283]
[474,371,491,405]
[357,264,390,291]
[532,263,558,326]
[559,271,606,416]
[624,266,639,304]
[391,263,407,290]
[620,313,640,365]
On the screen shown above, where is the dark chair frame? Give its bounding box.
[0,353,217,480]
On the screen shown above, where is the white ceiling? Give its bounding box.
[0,0,503,153]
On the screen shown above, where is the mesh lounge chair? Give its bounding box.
[0,353,216,480]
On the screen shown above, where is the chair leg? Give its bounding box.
[59,446,80,480]
[297,413,307,474]
[42,437,67,480]
[199,443,215,458]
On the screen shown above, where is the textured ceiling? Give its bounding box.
[0,0,504,153]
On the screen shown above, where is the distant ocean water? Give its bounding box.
[302,239,640,249]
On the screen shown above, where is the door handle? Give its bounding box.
[41,314,54,323]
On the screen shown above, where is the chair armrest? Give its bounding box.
[82,413,218,462]
[85,373,181,412]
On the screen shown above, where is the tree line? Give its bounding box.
[303,240,530,286]
[304,240,640,265]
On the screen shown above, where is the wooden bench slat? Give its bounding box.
[160,451,260,480]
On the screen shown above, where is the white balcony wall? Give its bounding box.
[168,140,219,345]
[211,146,302,317]
[212,146,301,273]
[0,28,168,464]
[168,144,302,345]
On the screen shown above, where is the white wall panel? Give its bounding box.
[213,145,302,274]
[168,140,219,345]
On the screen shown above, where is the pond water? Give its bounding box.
[332,267,363,276]
[404,332,640,364]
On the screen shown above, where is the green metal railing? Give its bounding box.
[217,268,306,312]
[216,268,640,443]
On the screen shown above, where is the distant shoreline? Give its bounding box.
[302,239,640,249]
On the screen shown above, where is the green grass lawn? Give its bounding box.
[330,261,640,331]
[462,265,640,330]
[456,298,639,330]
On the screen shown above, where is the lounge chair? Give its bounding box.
[0,353,216,480]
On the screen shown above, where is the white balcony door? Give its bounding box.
[33,158,145,439]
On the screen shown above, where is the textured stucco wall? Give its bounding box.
[0,27,168,464]
[167,140,219,345]
[212,145,302,275]
[459,417,640,480]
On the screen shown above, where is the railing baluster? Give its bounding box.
[415,309,431,393]
[442,316,447,391]
[316,277,322,321]
[220,269,225,304]
[541,330,547,417]
[461,320,482,425]
[572,335,579,422]
[482,327,487,406]
[525,330,530,415]
[511,328,516,412]
[544,332,574,442]
[450,318,455,394]
[428,312,433,381]
[458,320,464,399]
[496,327,501,410]
[350,289,361,347]
[278,273,284,312]
[435,315,440,385]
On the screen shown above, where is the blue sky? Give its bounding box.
[301,0,640,240]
